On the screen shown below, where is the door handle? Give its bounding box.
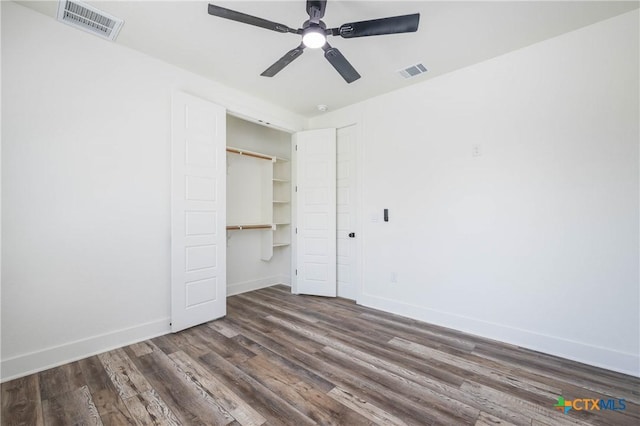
[348,232,355,238]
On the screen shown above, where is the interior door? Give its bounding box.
[171,91,226,332]
[294,128,337,297]
[336,125,358,300]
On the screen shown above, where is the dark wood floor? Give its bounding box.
[2,285,639,425]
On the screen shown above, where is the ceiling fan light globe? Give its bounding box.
[302,31,326,48]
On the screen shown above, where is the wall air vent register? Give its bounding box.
[398,63,428,79]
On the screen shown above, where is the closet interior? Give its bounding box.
[226,115,293,296]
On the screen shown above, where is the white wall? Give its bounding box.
[226,116,291,295]
[310,10,639,376]
[0,2,303,381]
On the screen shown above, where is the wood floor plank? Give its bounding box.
[208,319,241,338]
[162,329,211,359]
[327,386,408,426]
[389,336,562,399]
[321,344,484,425]
[168,350,267,426]
[313,346,476,425]
[189,325,256,364]
[6,285,640,426]
[475,411,517,425]
[41,385,103,426]
[235,292,321,324]
[149,335,181,355]
[198,350,317,426]
[122,389,180,426]
[128,341,156,358]
[301,313,467,388]
[359,312,477,352]
[239,354,372,425]
[39,361,85,400]
[131,349,236,425]
[78,355,135,425]
[98,348,153,399]
[1,374,44,426]
[227,295,316,334]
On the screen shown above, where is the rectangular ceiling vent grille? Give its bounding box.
[57,0,124,41]
[398,63,428,79]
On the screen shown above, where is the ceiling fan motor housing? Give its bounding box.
[302,19,326,30]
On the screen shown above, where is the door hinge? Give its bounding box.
[295,185,298,192]
[295,144,298,151]
[295,227,298,234]
[295,269,298,275]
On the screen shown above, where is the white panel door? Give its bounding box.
[171,92,226,332]
[336,125,358,300]
[295,128,337,297]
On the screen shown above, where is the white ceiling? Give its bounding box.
[19,1,639,117]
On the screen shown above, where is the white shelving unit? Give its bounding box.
[226,146,291,261]
[272,156,291,250]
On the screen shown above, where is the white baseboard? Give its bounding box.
[227,275,290,297]
[1,277,293,382]
[1,318,170,383]
[358,293,639,378]
[277,275,291,287]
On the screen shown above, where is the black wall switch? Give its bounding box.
[384,208,389,222]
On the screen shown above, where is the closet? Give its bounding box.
[170,92,352,333]
[225,115,292,296]
[225,120,358,300]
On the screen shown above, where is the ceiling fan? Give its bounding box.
[207,1,420,83]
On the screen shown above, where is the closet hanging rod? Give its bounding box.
[226,224,274,231]
[226,147,274,161]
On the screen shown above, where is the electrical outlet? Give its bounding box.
[472,144,482,157]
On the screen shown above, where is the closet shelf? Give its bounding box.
[226,224,274,231]
[273,200,289,204]
[226,146,275,162]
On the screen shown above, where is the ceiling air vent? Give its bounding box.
[398,63,428,79]
[57,0,124,41]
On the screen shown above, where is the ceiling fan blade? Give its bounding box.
[306,1,327,21]
[322,43,361,84]
[333,13,420,38]
[208,4,298,34]
[261,45,306,77]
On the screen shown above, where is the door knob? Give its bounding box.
[348,232,355,238]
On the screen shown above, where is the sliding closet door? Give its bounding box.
[294,128,337,297]
[171,92,226,332]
